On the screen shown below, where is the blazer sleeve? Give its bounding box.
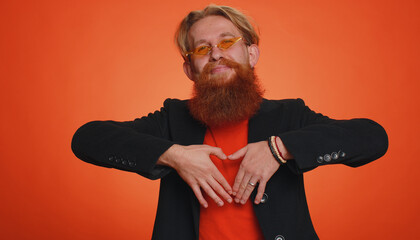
[278,99,388,174]
[71,99,176,180]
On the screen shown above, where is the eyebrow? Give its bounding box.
[193,32,237,46]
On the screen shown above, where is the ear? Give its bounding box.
[247,44,260,68]
[183,61,195,81]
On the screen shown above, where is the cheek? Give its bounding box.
[230,49,250,65]
[191,59,207,75]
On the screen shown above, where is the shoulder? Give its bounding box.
[159,98,193,121]
[138,98,189,121]
[163,98,188,109]
[260,98,307,112]
[144,98,188,115]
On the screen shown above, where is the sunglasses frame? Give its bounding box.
[185,37,243,57]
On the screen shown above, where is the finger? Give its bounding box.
[235,173,252,203]
[199,180,224,207]
[232,167,245,196]
[208,146,227,160]
[207,177,233,203]
[228,146,248,160]
[212,169,233,195]
[240,176,259,204]
[254,180,267,204]
[191,184,208,208]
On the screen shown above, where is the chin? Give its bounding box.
[210,71,235,84]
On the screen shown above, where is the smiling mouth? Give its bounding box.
[211,65,231,74]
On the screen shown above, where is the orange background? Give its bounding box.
[1,0,419,239]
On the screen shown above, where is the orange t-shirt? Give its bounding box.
[199,120,264,240]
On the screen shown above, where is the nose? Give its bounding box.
[209,45,224,61]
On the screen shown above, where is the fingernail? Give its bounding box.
[227,198,232,203]
[228,190,232,195]
[218,201,224,206]
[203,204,208,208]
[241,199,246,204]
[232,192,236,196]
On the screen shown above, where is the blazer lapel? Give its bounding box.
[249,99,273,143]
[168,100,205,239]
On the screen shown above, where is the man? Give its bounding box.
[71,5,388,240]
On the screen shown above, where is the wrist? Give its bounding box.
[268,136,286,164]
[274,136,293,160]
[157,144,183,168]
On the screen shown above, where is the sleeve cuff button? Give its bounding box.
[317,156,324,163]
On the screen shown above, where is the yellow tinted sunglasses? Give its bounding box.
[185,37,243,57]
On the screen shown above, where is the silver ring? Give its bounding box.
[248,182,256,187]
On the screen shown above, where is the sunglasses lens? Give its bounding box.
[218,39,236,49]
[195,46,211,55]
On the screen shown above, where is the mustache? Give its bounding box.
[201,58,242,76]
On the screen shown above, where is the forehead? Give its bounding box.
[188,15,241,46]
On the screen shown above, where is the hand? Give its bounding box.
[228,141,280,204]
[158,144,233,208]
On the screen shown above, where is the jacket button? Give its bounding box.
[340,151,346,158]
[122,160,127,165]
[261,193,268,203]
[323,154,331,162]
[129,161,136,167]
[108,156,114,162]
[274,235,285,240]
[331,152,338,160]
[317,156,323,163]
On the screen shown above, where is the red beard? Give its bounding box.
[188,58,264,127]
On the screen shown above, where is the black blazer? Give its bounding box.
[72,98,388,240]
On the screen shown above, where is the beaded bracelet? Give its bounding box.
[268,136,286,164]
[273,136,287,162]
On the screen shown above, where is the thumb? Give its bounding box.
[228,146,247,160]
[208,147,227,160]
